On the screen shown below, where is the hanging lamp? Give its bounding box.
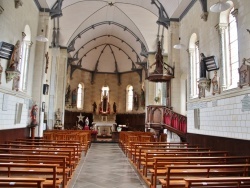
[173,38,185,49]
[210,0,230,13]
[36,29,48,42]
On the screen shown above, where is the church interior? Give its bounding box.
[0,0,250,187]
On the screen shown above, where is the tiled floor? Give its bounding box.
[68,143,147,188]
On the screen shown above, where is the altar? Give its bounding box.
[92,121,116,136]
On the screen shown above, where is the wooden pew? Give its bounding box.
[7,140,82,154]
[43,129,91,144]
[119,132,154,152]
[0,143,80,164]
[141,150,228,177]
[17,138,89,155]
[149,156,250,188]
[0,154,68,188]
[131,143,197,164]
[0,177,45,188]
[0,143,79,157]
[136,149,228,171]
[158,164,250,188]
[127,142,191,158]
[184,177,250,188]
[0,163,62,188]
[0,147,75,174]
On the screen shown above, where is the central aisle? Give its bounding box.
[70,143,147,188]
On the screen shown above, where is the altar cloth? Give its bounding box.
[92,121,117,136]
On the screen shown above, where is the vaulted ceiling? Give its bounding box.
[35,0,194,74]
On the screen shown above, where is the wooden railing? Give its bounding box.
[163,108,187,141]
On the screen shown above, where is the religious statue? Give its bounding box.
[113,102,117,114]
[85,117,89,125]
[12,76,20,91]
[141,88,145,107]
[99,93,110,114]
[92,102,97,113]
[65,85,71,103]
[84,117,89,130]
[30,104,38,125]
[55,108,61,121]
[8,40,21,71]
[45,52,49,73]
[72,88,77,106]
[212,71,220,95]
[134,92,139,110]
[54,108,63,129]
[200,53,207,78]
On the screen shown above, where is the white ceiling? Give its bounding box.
[36,0,193,74]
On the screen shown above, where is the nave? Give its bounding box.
[69,143,146,188]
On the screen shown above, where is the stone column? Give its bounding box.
[47,49,59,129]
[216,23,228,90]
[32,12,50,137]
[188,48,195,97]
[55,49,68,126]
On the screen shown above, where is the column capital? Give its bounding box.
[215,23,228,33]
[195,40,199,47]
[24,41,33,47]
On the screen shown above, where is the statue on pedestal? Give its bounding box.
[55,108,61,121]
[113,102,117,114]
[92,102,97,113]
[30,104,38,126]
[54,108,62,129]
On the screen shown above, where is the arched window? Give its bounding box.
[77,83,84,109]
[19,25,32,91]
[155,82,162,104]
[100,86,110,113]
[219,2,239,90]
[189,33,199,98]
[101,86,109,101]
[126,85,133,112]
[228,8,239,88]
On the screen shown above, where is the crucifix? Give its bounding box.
[45,52,49,73]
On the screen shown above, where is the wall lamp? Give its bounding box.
[0,42,14,60]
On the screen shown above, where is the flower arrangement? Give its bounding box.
[154,96,160,103]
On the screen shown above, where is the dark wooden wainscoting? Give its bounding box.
[186,133,250,156]
[0,127,30,144]
[116,113,145,131]
[64,110,93,130]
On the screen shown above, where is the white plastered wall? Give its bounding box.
[0,0,39,131]
[177,0,250,140]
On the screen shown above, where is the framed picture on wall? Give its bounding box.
[43,84,49,95]
[42,102,45,112]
